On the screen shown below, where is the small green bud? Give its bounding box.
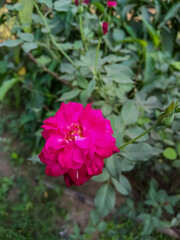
[97,23,103,36]
[161,113,174,126]
[78,6,84,13]
[157,100,179,126]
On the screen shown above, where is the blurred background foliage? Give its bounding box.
[0,0,180,239]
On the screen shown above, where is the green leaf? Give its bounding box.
[105,155,118,179]
[105,64,133,84]
[80,79,95,104]
[22,42,38,53]
[121,143,162,161]
[121,100,139,125]
[38,0,53,8]
[144,52,155,82]
[19,0,33,33]
[117,37,147,47]
[115,84,133,100]
[92,168,110,182]
[0,40,22,47]
[142,17,160,47]
[54,0,71,12]
[163,147,177,160]
[172,160,180,168]
[159,3,180,27]
[90,210,99,225]
[101,55,130,65]
[126,126,148,142]
[31,89,44,110]
[98,222,107,232]
[76,76,88,89]
[60,63,75,74]
[113,29,125,42]
[27,155,42,164]
[36,55,51,65]
[87,79,96,96]
[92,2,105,13]
[101,103,112,116]
[57,88,81,101]
[171,61,180,71]
[79,48,102,72]
[6,3,23,11]
[58,42,73,50]
[160,29,174,54]
[94,184,115,217]
[177,143,180,156]
[120,174,132,193]
[17,32,34,42]
[112,177,128,195]
[118,158,135,172]
[112,174,131,195]
[0,60,8,74]
[0,0,6,8]
[20,113,35,125]
[0,78,19,102]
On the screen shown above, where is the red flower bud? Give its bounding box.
[102,22,108,35]
[107,1,117,7]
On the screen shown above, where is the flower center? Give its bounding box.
[65,124,83,141]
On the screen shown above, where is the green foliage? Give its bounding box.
[18,0,34,33]
[95,184,115,217]
[98,218,172,240]
[0,0,180,238]
[163,147,177,160]
[121,143,162,161]
[0,78,20,102]
[0,175,65,240]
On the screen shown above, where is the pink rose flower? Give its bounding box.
[39,102,119,186]
[102,22,108,35]
[107,1,117,7]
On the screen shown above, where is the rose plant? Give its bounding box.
[0,0,180,239]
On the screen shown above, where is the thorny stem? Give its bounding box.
[119,123,157,150]
[79,14,88,51]
[95,37,102,78]
[34,1,80,72]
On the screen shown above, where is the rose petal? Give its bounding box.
[58,147,82,169]
[73,147,85,163]
[45,135,67,150]
[64,173,74,186]
[66,165,92,186]
[75,136,93,149]
[95,134,116,148]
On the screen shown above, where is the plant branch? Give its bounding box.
[34,1,79,71]
[79,14,88,51]
[95,37,101,77]
[26,52,70,86]
[119,123,157,150]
